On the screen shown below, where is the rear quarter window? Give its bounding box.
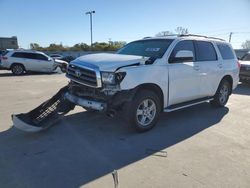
[217,43,235,60]
[195,41,217,61]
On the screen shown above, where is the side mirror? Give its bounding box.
[169,50,194,63]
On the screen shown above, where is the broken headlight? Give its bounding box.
[101,72,126,85]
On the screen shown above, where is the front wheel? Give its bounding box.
[210,79,231,107]
[127,90,161,132]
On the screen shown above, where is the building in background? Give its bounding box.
[0,36,18,50]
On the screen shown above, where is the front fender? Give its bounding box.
[119,64,169,107]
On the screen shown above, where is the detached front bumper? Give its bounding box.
[64,92,107,111]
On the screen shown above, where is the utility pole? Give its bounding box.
[85,10,95,49]
[229,32,233,43]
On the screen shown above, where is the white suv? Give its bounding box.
[34,35,236,132]
[0,50,68,75]
[12,35,240,132]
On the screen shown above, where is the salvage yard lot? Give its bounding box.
[0,70,250,188]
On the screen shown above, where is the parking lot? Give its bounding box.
[0,70,250,188]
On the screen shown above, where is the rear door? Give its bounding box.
[11,52,30,69]
[194,41,221,97]
[168,40,203,105]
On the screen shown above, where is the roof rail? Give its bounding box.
[143,34,179,39]
[179,34,225,41]
[143,37,152,39]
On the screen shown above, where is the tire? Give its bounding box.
[126,90,161,132]
[210,79,231,107]
[11,64,25,75]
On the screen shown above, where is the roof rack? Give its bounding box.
[179,34,225,41]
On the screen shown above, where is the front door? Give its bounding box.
[168,40,202,106]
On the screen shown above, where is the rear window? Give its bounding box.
[195,41,217,61]
[217,43,235,60]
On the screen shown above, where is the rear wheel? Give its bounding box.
[127,90,161,132]
[11,64,25,75]
[210,79,231,107]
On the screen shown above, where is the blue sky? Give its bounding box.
[0,0,250,49]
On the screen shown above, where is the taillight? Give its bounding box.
[237,61,241,69]
[2,56,8,60]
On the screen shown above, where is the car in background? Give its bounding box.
[60,55,75,63]
[49,53,75,63]
[235,49,249,60]
[1,50,68,75]
[239,51,250,83]
[0,50,3,64]
[50,54,64,59]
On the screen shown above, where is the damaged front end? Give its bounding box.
[12,80,135,132]
[12,56,138,132]
[66,81,135,116]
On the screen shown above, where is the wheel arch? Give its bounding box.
[10,63,26,71]
[135,83,164,111]
[221,75,233,94]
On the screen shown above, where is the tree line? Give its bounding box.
[30,41,127,52]
[30,26,250,51]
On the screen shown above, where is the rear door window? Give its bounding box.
[195,41,217,61]
[12,52,29,58]
[217,43,235,60]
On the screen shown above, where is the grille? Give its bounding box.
[67,64,98,87]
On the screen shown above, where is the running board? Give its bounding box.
[164,97,213,112]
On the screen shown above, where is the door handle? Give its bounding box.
[194,65,200,71]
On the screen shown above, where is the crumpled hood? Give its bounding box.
[240,60,250,66]
[71,53,148,71]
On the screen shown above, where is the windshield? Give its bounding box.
[117,39,173,58]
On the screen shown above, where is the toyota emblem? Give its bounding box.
[75,69,81,77]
